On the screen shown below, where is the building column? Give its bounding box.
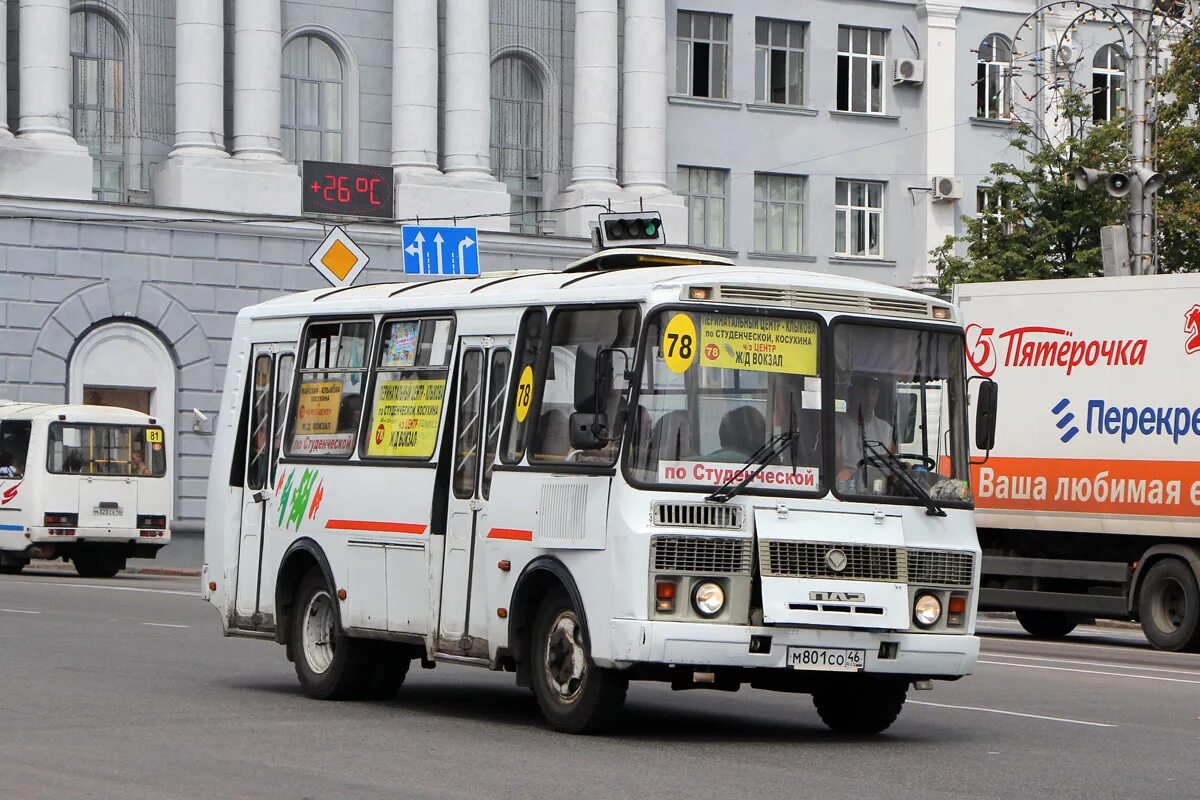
[233,1,284,161]
[443,0,492,177]
[568,0,619,191]
[0,0,91,198]
[170,0,227,157]
[0,0,11,138]
[620,0,668,190]
[392,0,439,173]
[914,1,962,289]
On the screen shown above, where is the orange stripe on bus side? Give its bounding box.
[487,528,533,541]
[324,519,427,535]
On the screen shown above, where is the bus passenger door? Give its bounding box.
[438,336,512,657]
[233,345,295,623]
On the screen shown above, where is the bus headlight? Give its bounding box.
[692,581,725,618]
[913,593,942,628]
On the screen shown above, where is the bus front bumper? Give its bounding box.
[26,526,172,545]
[606,619,979,678]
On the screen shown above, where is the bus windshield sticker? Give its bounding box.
[662,313,698,374]
[291,380,349,454]
[381,320,419,368]
[514,365,534,423]
[366,378,447,457]
[698,315,818,376]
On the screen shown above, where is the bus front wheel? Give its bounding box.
[73,556,123,579]
[812,678,907,734]
[530,591,627,734]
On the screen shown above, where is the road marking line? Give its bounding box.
[909,700,1116,728]
[141,622,189,629]
[979,659,1200,685]
[984,652,1200,677]
[3,579,198,597]
[0,608,40,614]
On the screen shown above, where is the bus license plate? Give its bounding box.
[787,647,866,672]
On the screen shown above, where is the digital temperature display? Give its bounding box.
[301,160,395,219]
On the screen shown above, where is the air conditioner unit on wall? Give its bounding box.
[893,58,925,85]
[931,176,964,202]
[1055,41,1084,67]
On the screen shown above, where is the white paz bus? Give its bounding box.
[0,401,172,576]
[204,219,996,734]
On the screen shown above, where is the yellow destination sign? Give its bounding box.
[699,314,818,375]
[366,378,447,458]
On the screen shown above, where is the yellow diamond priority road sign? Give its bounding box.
[309,226,370,287]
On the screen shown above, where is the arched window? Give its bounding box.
[1093,44,1126,122]
[71,11,126,201]
[976,34,1012,120]
[491,57,544,235]
[282,36,344,163]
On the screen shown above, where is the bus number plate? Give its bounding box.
[787,647,866,672]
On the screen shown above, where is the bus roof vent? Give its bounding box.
[712,284,932,319]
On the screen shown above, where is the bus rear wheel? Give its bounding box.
[812,678,907,735]
[291,569,407,700]
[1138,559,1200,653]
[0,561,26,575]
[1015,609,1078,639]
[73,556,123,579]
[530,591,627,734]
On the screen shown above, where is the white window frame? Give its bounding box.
[676,11,730,99]
[754,172,806,254]
[837,26,886,114]
[976,34,1012,120]
[976,186,1013,237]
[281,25,360,164]
[491,56,546,235]
[679,166,729,249]
[71,9,128,202]
[755,18,806,106]
[1092,44,1126,123]
[835,179,885,258]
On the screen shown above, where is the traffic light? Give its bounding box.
[596,212,666,249]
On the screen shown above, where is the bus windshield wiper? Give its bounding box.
[862,440,946,517]
[705,429,800,504]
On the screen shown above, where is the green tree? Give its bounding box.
[932,92,1129,293]
[1155,27,1200,273]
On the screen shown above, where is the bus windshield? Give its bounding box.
[625,309,972,506]
[47,422,167,477]
[626,309,825,495]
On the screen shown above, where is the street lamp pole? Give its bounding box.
[1127,0,1153,275]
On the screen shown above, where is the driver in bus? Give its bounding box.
[708,406,767,462]
[836,376,895,492]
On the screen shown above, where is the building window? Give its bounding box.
[1093,44,1126,122]
[835,179,884,257]
[976,34,1012,119]
[679,166,728,249]
[676,11,729,99]
[71,11,126,202]
[754,173,805,253]
[491,57,544,235]
[976,186,1013,237]
[836,27,885,114]
[755,18,805,106]
[282,35,344,163]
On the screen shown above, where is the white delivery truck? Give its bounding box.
[954,275,1200,651]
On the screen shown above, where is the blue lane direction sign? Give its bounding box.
[401,226,480,277]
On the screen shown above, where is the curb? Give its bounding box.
[24,562,202,578]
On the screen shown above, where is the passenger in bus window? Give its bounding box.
[247,429,268,488]
[338,394,362,434]
[130,447,153,477]
[708,406,767,462]
[0,452,18,478]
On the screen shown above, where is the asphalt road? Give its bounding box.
[1,570,1197,800]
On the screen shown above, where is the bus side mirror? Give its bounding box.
[973,378,998,453]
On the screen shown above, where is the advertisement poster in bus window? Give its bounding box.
[291,379,352,454]
[699,315,818,375]
[381,320,419,368]
[367,378,447,457]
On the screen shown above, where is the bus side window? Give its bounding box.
[286,319,373,459]
[0,421,31,478]
[501,308,546,464]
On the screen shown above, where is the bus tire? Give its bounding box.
[530,591,627,734]
[291,568,373,700]
[1138,558,1200,652]
[812,679,907,735]
[1015,609,1078,639]
[365,644,412,701]
[73,556,123,579]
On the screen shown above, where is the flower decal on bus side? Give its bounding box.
[275,468,324,531]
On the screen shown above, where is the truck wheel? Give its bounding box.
[1138,559,1200,652]
[813,678,907,735]
[1016,609,1078,639]
[530,591,627,734]
[291,568,375,700]
[73,556,123,579]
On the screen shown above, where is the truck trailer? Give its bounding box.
[955,275,1200,651]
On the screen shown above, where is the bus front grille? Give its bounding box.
[651,535,753,575]
[651,502,744,530]
[907,549,975,588]
[760,541,906,582]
